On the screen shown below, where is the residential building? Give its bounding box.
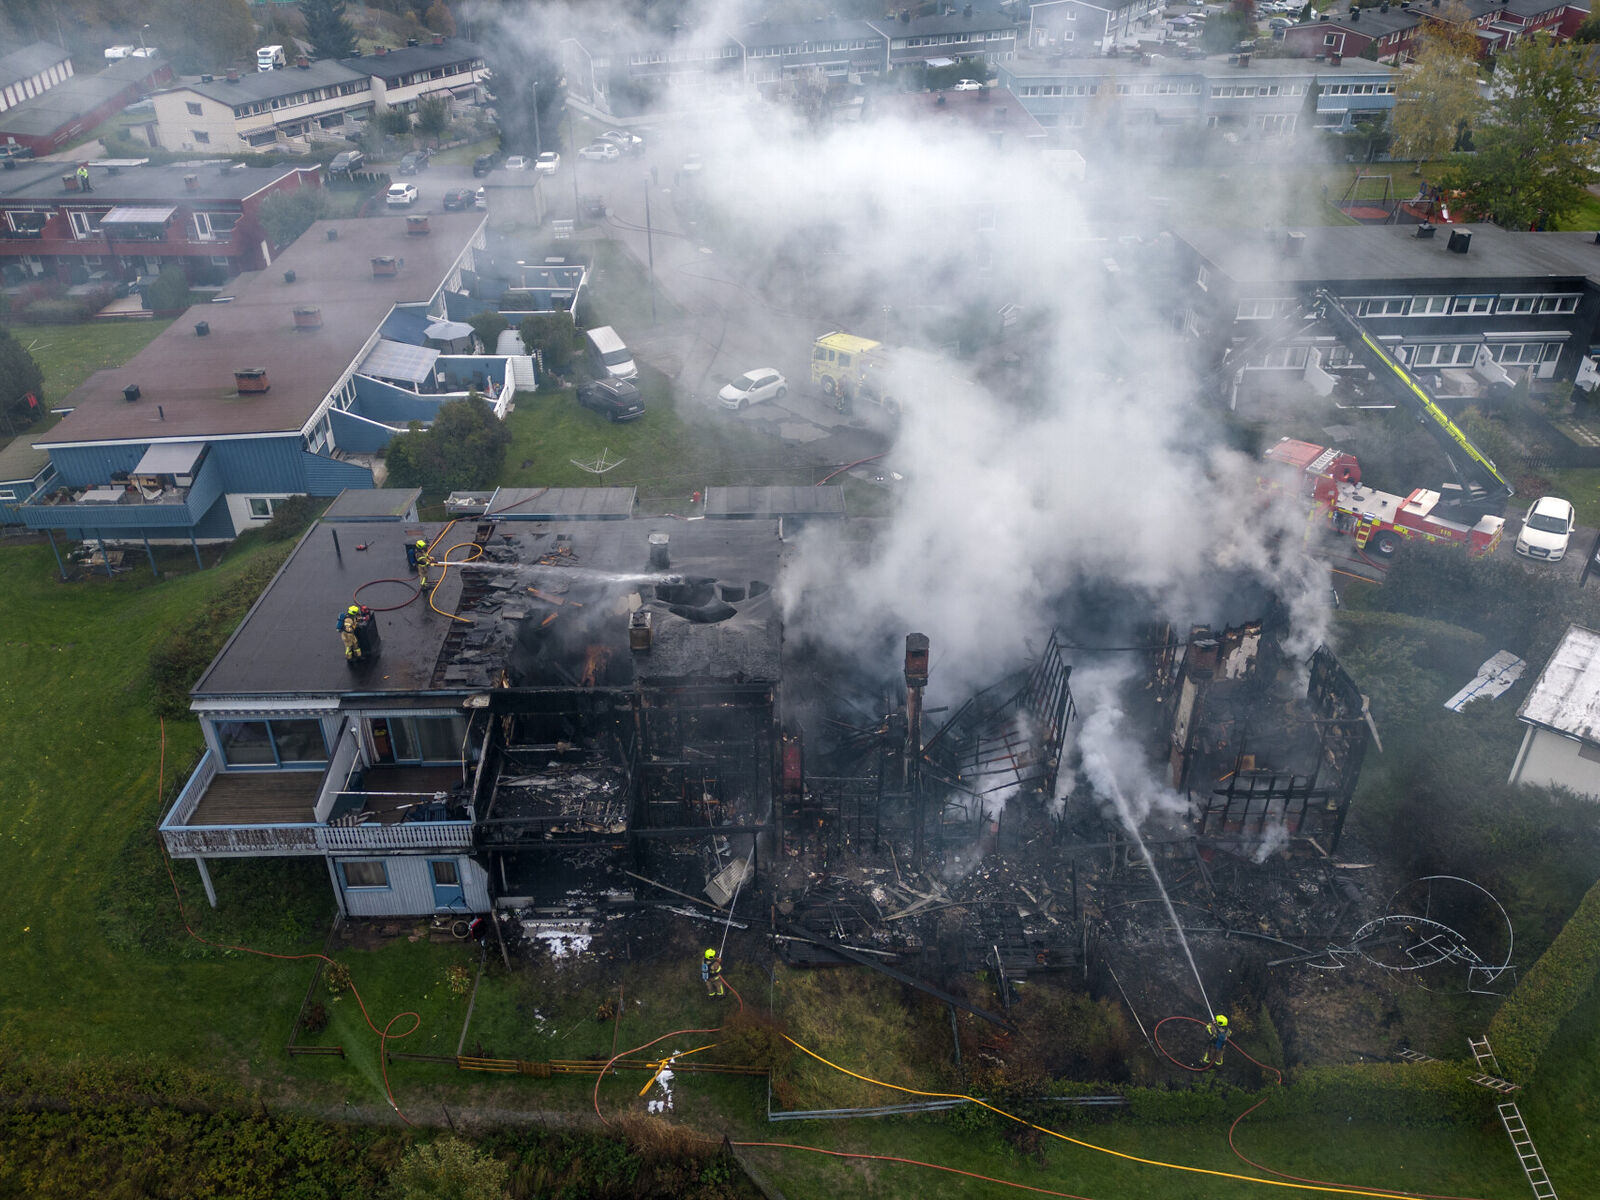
[0,436,52,526]
[1170,223,1600,398]
[1508,625,1600,798]
[1026,0,1166,57]
[863,6,1019,71]
[0,41,74,115]
[562,30,744,109]
[0,54,172,156]
[149,38,486,155]
[15,211,533,552]
[158,492,801,918]
[1280,0,1588,63]
[0,159,320,285]
[734,18,888,90]
[869,85,1049,148]
[996,54,1396,137]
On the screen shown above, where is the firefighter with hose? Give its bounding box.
[406,538,435,591]
[1202,1013,1230,1068]
[701,947,724,998]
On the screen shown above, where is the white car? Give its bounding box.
[1516,495,1576,561]
[385,182,418,207]
[504,155,532,171]
[953,78,983,90]
[534,151,560,174]
[578,141,620,162]
[474,185,487,209]
[719,368,788,410]
[599,129,644,151]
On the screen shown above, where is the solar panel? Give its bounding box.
[359,339,440,384]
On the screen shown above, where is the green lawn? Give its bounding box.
[1533,467,1600,527]
[7,319,174,408]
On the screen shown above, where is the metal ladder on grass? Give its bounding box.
[1497,1102,1558,1200]
[1467,1035,1521,1094]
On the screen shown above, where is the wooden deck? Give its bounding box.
[189,771,323,826]
[349,765,468,824]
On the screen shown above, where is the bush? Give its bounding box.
[259,494,324,542]
[302,1002,329,1035]
[467,310,508,351]
[390,1137,508,1200]
[0,324,45,425]
[1487,876,1600,1083]
[518,313,582,379]
[384,394,511,493]
[258,188,330,250]
[146,264,193,315]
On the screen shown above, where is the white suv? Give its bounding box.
[385,182,418,207]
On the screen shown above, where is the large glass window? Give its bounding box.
[386,715,468,763]
[342,861,389,888]
[215,718,328,767]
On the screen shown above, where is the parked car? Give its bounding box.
[385,182,419,207]
[504,155,532,171]
[472,153,498,176]
[718,369,788,410]
[442,186,474,211]
[578,141,620,162]
[599,129,644,152]
[535,151,561,174]
[953,79,983,90]
[474,185,487,209]
[577,378,645,422]
[585,326,637,380]
[397,149,430,175]
[1516,496,1577,561]
[329,149,364,175]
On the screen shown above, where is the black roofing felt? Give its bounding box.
[193,515,785,699]
[703,486,847,518]
[322,487,422,521]
[486,487,637,519]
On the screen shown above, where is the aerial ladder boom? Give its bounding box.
[1310,289,1513,515]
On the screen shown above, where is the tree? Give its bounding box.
[388,1137,508,1200]
[0,325,46,430]
[146,264,193,315]
[1573,12,1600,41]
[414,95,451,143]
[481,34,565,155]
[383,395,511,493]
[1389,2,1482,169]
[257,189,329,249]
[378,105,414,137]
[518,313,581,378]
[300,0,358,61]
[1446,36,1600,229]
[465,311,507,351]
[424,0,456,36]
[153,0,255,71]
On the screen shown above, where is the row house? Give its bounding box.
[1280,0,1587,63]
[0,54,172,155]
[0,41,73,116]
[864,6,1020,71]
[735,19,889,89]
[996,54,1396,137]
[11,212,531,547]
[561,31,743,108]
[1171,223,1600,400]
[150,38,486,155]
[0,159,319,286]
[1027,0,1166,57]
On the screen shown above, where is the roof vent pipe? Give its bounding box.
[648,532,670,570]
[629,609,653,652]
[183,173,198,190]
[123,384,141,403]
[234,367,270,393]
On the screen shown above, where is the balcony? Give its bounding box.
[21,448,223,532]
[160,749,473,858]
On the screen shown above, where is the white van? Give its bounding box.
[585,326,638,381]
[257,45,286,72]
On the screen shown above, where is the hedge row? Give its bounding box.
[1486,874,1600,1084]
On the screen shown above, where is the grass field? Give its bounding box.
[8,319,174,409]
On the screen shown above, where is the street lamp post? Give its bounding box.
[139,24,149,52]
[531,81,542,157]
[644,177,656,324]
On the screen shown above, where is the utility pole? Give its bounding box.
[532,81,542,157]
[905,633,929,870]
[644,177,656,324]
[568,106,579,223]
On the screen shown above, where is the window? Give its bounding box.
[186,100,203,116]
[1453,295,1493,314]
[431,860,460,886]
[1497,294,1537,314]
[1237,297,1285,320]
[192,130,210,144]
[1355,297,1408,317]
[1538,294,1579,314]
[1406,342,1475,367]
[6,211,47,234]
[193,210,238,241]
[1410,295,1450,316]
[1492,342,1558,366]
[69,210,103,238]
[0,489,17,502]
[215,718,328,767]
[247,497,274,519]
[342,861,389,889]
[1196,264,1210,291]
[387,715,469,763]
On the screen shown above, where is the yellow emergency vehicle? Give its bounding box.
[810,331,901,416]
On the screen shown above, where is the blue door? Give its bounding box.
[429,858,465,910]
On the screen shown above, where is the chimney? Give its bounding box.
[964,1,973,14]
[292,305,322,329]
[183,173,198,190]
[283,268,296,283]
[648,531,670,570]
[1415,221,1435,239]
[234,367,270,393]
[1188,636,1221,678]
[226,67,240,81]
[122,384,141,403]
[405,213,430,236]
[1350,6,1359,18]
[935,93,946,105]
[296,55,310,69]
[1237,51,1251,66]
[371,254,399,278]
[376,46,387,55]
[1286,230,1305,255]
[327,227,339,241]
[1447,229,1472,254]
[194,320,209,335]
[432,34,444,45]
[904,632,930,687]
[61,172,80,191]
[1330,50,1342,64]
[629,609,653,652]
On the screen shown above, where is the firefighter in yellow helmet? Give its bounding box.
[1202,1013,1230,1067]
[701,947,724,997]
[338,604,363,661]
[406,537,435,590]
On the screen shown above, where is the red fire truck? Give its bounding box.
[1246,289,1513,560]
[1264,437,1504,558]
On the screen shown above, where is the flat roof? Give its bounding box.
[1175,224,1600,288]
[0,161,315,204]
[39,211,487,447]
[871,87,1048,139]
[868,6,1015,36]
[703,486,847,518]
[193,514,785,697]
[179,59,366,106]
[322,487,421,520]
[0,436,50,483]
[340,40,485,80]
[0,42,71,93]
[1519,625,1600,743]
[0,55,166,138]
[1005,50,1394,78]
[734,18,881,47]
[486,487,637,519]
